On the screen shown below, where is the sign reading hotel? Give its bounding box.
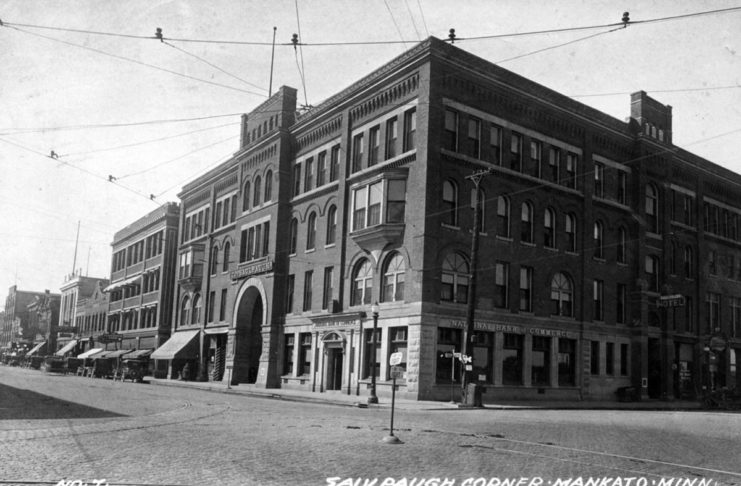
[230,258,274,281]
[447,319,577,339]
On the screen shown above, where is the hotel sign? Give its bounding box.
[230,258,273,281]
[447,319,577,339]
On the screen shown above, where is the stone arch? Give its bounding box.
[230,277,268,384]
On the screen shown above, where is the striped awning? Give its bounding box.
[26,342,47,357]
[103,275,141,292]
[150,330,199,360]
[54,340,78,357]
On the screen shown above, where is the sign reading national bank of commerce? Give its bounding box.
[447,319,578,339]
[230,258,274,281]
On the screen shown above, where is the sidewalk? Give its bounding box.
[146,376,703,411]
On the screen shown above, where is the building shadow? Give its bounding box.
[0,383,125,420]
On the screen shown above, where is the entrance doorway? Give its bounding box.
[647,338,662,399]
[326,347,343,391]
[234,286,263,384]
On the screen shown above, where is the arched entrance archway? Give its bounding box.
[233,285,264,384]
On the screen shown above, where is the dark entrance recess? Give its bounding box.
[234,287,263,384]
[326,346,343,391]
[647,338,662,399]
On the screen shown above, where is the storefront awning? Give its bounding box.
[203,327,229,335]
[102,349,134,359]
[125,349,153,359]
[26,342,47,357]
[103,275,141,292]
[55,340,78,357]
[77,348,104,359]
[150,330,200,360]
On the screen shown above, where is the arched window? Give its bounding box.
[521,202,534,243]
[264,170,273,202]
[382,252,405,302]
[551,273,573,317]
[242,181,251,211]
[180,295,191,326]
[617,226,627,263]
[223,242,230,272]
[253,176,262,207]
[306,212,317,251]
[441,252,469,303]
[289,218,298,254]
[326,205,337,245]
[351,259,373,306]
[646,184,659,233]
[594,221,604,259]
[544,208,555,248]
[684,246,693,278]
[497,196,510,238]
[192,293,202,324]
[442,180,458,226]
[565,213,576,252]
[210,246,219,275]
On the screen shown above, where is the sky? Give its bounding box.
[1,0,739,297]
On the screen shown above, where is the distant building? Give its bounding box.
[56,274,109,356]
[74,281,108,352]
[2,286,52,352]
[26,290,61,355]
[105,203,179,371]
[164,37,740,401]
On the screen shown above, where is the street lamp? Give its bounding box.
[368,302,380,404]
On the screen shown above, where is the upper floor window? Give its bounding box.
[369,126,380,166]
[382,252,405,303]
[617,171,627,204]
[352,133,364,173]
[594,163,604,198]
[594,221,604,259]
[646,184,659,233]
[444,109,458,152]
[645,255,660,292]
[684,245,694,278]
[264,171,273,202]
[330,145,340,182]
[304,158,314,192]
[497,196,510,238]
[351,259,373,306]
[180,295,191,327]
[467,117,480,159]
[565,153,578,189]
[549,147,560,183]
[292,165,301,197]
[442,180,458,226]
[494,261,509,308]
[551,273,574,317]
[316,153,326,187]
[521,202,534,244]
[289,218,298,255]
[441,252,469,304]
[617,226,627,263]
[210,246,219,275]
[242,181,251,212]
[530,140,541,178]
[544,208,556,248]
[403,108,416,152]
[519,266,533,312]
[306,212,317,251]
[386,117,398,160]
[326,205,337,245]
[490,125,502,165]
[510,133,522,171]
[223,242,230,273]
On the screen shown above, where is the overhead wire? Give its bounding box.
[415,0,430,37]
[383,0,410,47]
[403,0,423,41]
[4,25,267,97]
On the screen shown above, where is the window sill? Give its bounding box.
[520,241,536,247]
[593,257,607,263]
[441,223,460,231]
[496,236,513,242]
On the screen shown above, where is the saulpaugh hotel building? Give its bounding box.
[151,36,741,402]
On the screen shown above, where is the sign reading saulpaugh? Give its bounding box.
[230,258,274,281]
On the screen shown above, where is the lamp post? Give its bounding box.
[368,302,380,404]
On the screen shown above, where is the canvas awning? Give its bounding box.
[77,348,104,359]
[26,342,47,357]
[150,330,200,360]
[103,349,134,359]
[125,349,153,359]
[103,275,141,292]
[55,340,78,357]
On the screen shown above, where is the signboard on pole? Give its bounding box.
[389,352,403,366]
[390,365,405,379]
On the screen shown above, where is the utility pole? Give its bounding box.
[461,168,492,406]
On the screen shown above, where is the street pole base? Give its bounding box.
[367,396,379,404]
[383,434,402,444]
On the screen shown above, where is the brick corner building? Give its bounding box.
[165,37,741,402]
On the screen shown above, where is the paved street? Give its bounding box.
[1,366,740,486]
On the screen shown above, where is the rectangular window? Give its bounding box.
[620,343,629,376]
[330,145,340,182]
[386,179,406,223]
[617,170,627,204]
[549,147,560,182]
[367,182,382,226]
[436,327,462,383]
[683,195,693,226]
[594,163,604,198]
[219,288,227,321]
[606,342,615,375]
[316,151,326,187]
[304,157,314,192]
[352,133,364,173]
[490,125,502,165]
[467,117,480,159]
[566,153,578,188]
[352,186,367,231]
[530,140,541,178]
[590,341,600,375]
[207,291,215,322]
[510,133,522,171]
[386,116,398,160]
[707,292,720,332]
[617,283,626,324]
[283,334,295,376]
[215,201,222,229]
[303,270,313,312]
[389,327,408,374]
[322,267,333,311]
[519,266,533,312]
[286,275,295,314]
[531,336,551,386]
[558,338,576,386]
[369,126,380,166]
[593,280,604,321]
[293,164,301,197]
[494,261,509,308]
[502,333,523,385]
[262,221,270,257]
[298,333,312,375]
[364,328,382,379]
[403,108,416,152]
[444,109,458,152]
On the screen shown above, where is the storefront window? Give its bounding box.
[531,336,551,386]
[284,334,295,375]
[558,338,576,386]
[472,332,493,383]
[389,327,407,374]
[436,328,462,383]
[502,333,523,385]
[298,333,312,376]
[364,328,382,379]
